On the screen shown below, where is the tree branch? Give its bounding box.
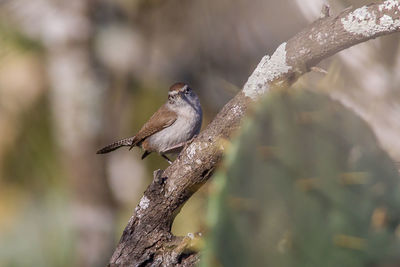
[109,1,400,266]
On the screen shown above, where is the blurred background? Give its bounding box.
[0,0,399,266]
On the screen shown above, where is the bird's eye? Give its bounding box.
[185,88,190,95]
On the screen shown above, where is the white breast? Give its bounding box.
[146,102,202,154]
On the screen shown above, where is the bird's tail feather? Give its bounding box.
[97,137,135,154]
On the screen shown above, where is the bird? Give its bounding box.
[97,82,202,164]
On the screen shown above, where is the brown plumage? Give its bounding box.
[96,104,177,154]
[96,137,134,154]
[97,82,202,164]
[169,82,186,92]
[131,105,177,147]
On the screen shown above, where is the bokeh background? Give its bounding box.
[0,0,399,266]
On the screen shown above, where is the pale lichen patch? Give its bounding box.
[379,0,399,12]
[139,196,150,210]
[341,1,400,37]
[184,165,192,172]
[308,30,328,45]
[380,14,399,28]
[186,142,209,160]
[231,104,243,117]
[316,32,324,44]
[135,196,150,218]
[243,42,292,100]
[186,143,197,159]
[298,47,311,56]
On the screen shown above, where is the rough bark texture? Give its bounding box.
[110,1,400,266]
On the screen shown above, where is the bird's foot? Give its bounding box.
[186,134,198,147]
[162,154,173,165]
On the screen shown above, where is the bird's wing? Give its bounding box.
[132,104,177,146]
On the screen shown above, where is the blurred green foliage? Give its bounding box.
[0,94,75,267]
[3,95,62,193]
[0,193,76,267]
[1,0,398,265]
[203,90,400,267]
[0,23,43,52]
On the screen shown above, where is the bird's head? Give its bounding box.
[168,82,199,108]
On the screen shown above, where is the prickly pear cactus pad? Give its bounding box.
[202,90,400,267]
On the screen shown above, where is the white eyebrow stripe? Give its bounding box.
[169,90,179,96]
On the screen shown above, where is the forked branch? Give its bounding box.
[109,1,400,266]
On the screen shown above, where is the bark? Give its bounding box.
[110,1,400,266]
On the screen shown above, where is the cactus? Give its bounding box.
[202,90,400,267]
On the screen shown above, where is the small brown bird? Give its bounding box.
[97,82,202,164]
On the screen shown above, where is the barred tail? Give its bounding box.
[96,137,135,154]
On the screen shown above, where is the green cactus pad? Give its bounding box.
[203,90,400,267]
